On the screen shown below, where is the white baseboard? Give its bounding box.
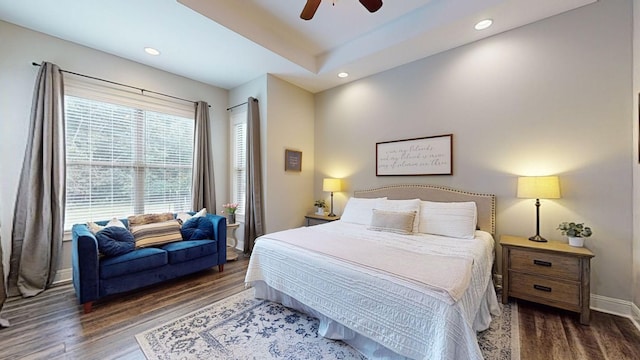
[52,268,72,286]
[632,302,640,332]
[591,294,640,332]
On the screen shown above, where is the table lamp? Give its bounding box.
[322,178,342,217]
[517,176,561,242]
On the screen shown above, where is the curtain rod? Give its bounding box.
[31,62,210,108]
[226,98,258,111]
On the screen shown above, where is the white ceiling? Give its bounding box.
[0,0,596,93]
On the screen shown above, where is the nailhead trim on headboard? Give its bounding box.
[353,184,496,235]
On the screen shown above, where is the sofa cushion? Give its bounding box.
[130,219,183,248]
[99,247,168,279]
[162,239,218,264]
[95,227,135,257]
[180,217,213,241]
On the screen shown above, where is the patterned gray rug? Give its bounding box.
[136,289,519,360]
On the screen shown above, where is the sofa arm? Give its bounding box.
[205,214,227,266]
[71,224,100,306]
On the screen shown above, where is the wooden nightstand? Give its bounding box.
[304,213,340,226]
[501,235,595,325]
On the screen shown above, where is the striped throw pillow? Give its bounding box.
[130,219,183,248]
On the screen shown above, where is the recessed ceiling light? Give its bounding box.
[144,47,161,56]
[474,19,493,30]
[337,72,349,78]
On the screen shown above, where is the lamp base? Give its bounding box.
[327,212,336,217]
[528,235,548,242]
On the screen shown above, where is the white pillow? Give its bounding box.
[340,197,387,225]
[176,208,207,226]
[106,217,126,229]
[368,209,416,235]
[375,199,421,233]
[87,217,126,233]
[418,201,477,239]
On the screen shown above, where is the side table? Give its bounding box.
[501,234,594,325]
[304,213,340,226]
[227,223,239,261]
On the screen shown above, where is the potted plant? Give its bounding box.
[557,222,592,247]
[314,200,326,215]
[223,203,238,224]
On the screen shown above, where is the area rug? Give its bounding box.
[136,289,519,360]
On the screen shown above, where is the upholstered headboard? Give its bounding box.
[353,184,496,235]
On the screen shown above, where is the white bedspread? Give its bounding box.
[245,221,500,360]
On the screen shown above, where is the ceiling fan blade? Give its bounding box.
[300,0,321,20]
[359,0,383,13]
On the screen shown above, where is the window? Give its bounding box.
[230,108,247,219]
[63,78,194,230]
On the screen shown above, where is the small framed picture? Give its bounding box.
[285,149,302,172]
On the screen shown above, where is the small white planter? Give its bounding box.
[316,207,325,215]
[568,236,585,247]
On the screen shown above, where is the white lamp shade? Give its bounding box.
[517,176,561,199]
[323,178,342,192]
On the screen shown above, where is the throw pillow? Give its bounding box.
[106,217,126,228]
[128,212,174,226]
[176,208,207,226]
[368,209,416,235]
[180,217,214,241]
[418,201,477,239]
[95,227,135,257]
[87,217,126,234]
[87,222,105,234]
[375,198,421,233]
[130,219,183,248]
[340,197,387,225]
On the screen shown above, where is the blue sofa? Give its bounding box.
[71,213,226,313]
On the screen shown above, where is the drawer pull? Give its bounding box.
[533,259,552,267]
[533,284,552,292]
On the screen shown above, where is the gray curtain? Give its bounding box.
[0,227,9,327]
[8,62,66,298]
[243,97,264,255]
[191,101,216,211]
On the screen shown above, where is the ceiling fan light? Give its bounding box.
[144,47,161,56]
[338,72,349,78]
[474,19,493,30]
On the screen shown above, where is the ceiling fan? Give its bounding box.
[300,0,383,20]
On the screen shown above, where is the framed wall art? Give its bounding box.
[376,134,453,176]
[284,149,302,172]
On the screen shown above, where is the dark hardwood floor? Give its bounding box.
[1,253,639,359]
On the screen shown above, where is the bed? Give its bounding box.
[244,184,500,359]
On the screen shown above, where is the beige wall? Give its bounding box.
[633,0,640,317]
[229,75,315,239]
[0,21,229,277]
[265,75,315,231]
[314,0,633,300]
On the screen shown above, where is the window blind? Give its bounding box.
[230,109,247,217]
[64,94,194,230]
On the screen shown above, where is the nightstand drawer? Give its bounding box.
[509,272,580,307]
[510,248,580,281]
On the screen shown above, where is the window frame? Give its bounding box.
[229,107,247,222]
[63,76,195,231]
